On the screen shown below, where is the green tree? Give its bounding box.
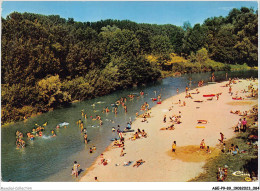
[37,75,71,110]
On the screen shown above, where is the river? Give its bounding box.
[1,70,257,182]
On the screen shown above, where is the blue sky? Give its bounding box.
[1,1,258,26]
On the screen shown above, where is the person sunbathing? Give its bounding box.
[131,132,139,141]
[185,93,193,98]
[167,124,175,130]
[133,159,145,167]
[230,110,241,115]
[160,124,175,130]
[141,130,147,138]
[113,139,119,146]
[198,120,207,124]
[101,159,108,166]
[141,117,147,122]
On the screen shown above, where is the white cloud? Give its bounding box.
[219,7,234,11]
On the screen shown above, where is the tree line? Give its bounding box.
[1,7,258,124]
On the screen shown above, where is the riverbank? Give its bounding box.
[79,79,258,182]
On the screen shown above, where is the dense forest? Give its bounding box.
[1,7,258,124]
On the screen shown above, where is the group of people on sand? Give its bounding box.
[161,112,182,131]
[185,93,193,99]
[230,110,248,116]
[175,99,186,107]
[199,139,212,154]
[217,132,240,156]
[130,128,147,141]
[113,138,125,148]
[234,118,248,133]
[140,102,150,111]
[169,112,182,124]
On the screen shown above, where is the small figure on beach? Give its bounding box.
[219,132,224,144]
[126,123,131,130]
[235,119,242,132]
[172,141,176,152]
[229,86,232,94]
[177,88,179,94]
[120,147,125,157]
[242,118,247,132]
[163,115,166,123]
[133,159,145,167]
[200,139,206,149]
[206,146,211,154]
[141,130,147,138]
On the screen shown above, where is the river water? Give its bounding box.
[1,70,257,182]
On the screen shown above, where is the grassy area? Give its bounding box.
[230,63,252,71]
[190,105,258,182]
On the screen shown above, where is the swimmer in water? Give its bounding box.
[84,133,88,144]
[51,130,56,137]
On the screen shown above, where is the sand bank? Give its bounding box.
[80,79,258,182]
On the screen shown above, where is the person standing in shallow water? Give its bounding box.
[73,161,80,178]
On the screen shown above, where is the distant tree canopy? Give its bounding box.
[1,7,258,124]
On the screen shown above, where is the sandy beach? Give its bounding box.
[79,79,258,182]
